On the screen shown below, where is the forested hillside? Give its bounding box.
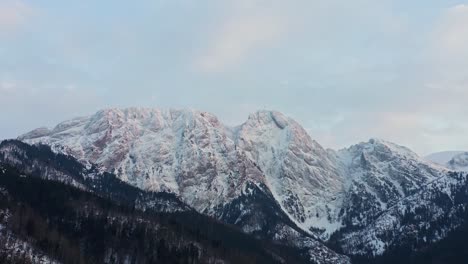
[0,163,310,264]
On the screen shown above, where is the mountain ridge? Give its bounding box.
[15,107,468,261]
[17,108,448,235]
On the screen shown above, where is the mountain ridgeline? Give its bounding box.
[1,107,467,263]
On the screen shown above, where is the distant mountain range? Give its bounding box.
[1,107,467,264]
[426,151,468,171]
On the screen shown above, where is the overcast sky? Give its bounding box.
[1,0,468,155]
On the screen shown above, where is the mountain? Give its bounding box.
[336,139,445,231]
[0,139,349,264]
[447,152,468,171]
[15,107,468,262]
[426,151,468,171]
[0,161,316,264]
[19,110,343,229]
[18,109,344,223]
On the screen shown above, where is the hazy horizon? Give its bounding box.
[1,0,468,155]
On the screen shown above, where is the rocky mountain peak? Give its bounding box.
[345,138,420,162]
[17,107,448,244]
[245,110,290,129]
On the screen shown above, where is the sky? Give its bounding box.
[1,0,468,155]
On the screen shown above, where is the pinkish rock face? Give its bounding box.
[19,107,445,241]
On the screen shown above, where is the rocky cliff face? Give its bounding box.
[20,108,261,213]
[236,111,346,236]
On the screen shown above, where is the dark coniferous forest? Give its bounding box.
[0,163,309,264]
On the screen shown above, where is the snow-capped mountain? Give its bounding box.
[18,107,465,261]
[336,139,445,232]
[426,151,465,165]
[17,108,352,263]
[426,151,468,171]
[0,158,323,264]
[447,152,468,171]
[19,108,348,235]
[20,108,259,213]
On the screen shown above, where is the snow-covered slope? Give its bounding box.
[335,170,468,256]
[0,140,191,213]
[336,139,446,232]
[447,152,468,171]
[0,226,60,264]
[236,111,346,237]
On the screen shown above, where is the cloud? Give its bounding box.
[194,5,287,72]
[376,112,468,155]
[1,0,467,155]
[430,4,468,65]
[0,0,33,34]
[0,80,17,94]
[415,4,468,129]
[0,79,102,140]
[304,109,468,155]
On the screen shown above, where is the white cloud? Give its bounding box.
[64,84,77,92]
[194,5,287,72]
[0,80,17,93]
[0,0,33,34]
[305,110,468,155]
[430,4,468,64]
[417,4,468,122]
[1,0,467,154]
